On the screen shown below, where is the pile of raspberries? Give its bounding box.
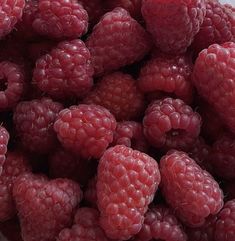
[0,0,234,240]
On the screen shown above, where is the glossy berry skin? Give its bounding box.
[13,173,82,241]
[13,98,63,154]
[32,0,88,39]
[0,126,9,174]
[97,145,161,240]
[86,8,152,76]
[142,0,206,54]
[57,208,110,241]
[160,150,224,227]
[135,205,187,241]
[33,39,94,101]
[143,98,201,151]
[54,104,117,159]
[84,72,145,121]
[193,42,235,134]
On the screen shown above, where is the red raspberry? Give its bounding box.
[193,42,235,134]
[0,126,9,174]
[215,199,235,241]
[192,0,235,53]
[86,8,152,76]
[142,0,206,54]
[32,0,88,39]
[84,72,145,121]
[54,104,117,159]
[0,61,25,111]
[160,150,224,227]
[57,208,110,241]
[138,54,193,104]
[97,145,161,240]
[135,205,187,241]
[112,121,148,152]
[143,98,201,151]
[84,176,97,208]
[0,0,25,39]
[0,151,31,222]
[33,39,94,100]
[13,173,82,241]
[13,98,63,154]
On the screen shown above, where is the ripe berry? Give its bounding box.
[0,126,9,174]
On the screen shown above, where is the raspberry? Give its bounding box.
[97,145,161,240]
[193,42,235,134]
[0,61,25,111]
[143,98,201,151]
[54,104,116,159]
[0,0,25,39]
[86,8,152,76]
[32,0,88,39]
[84,176,97,208]
[192,0,235,53]
[0,151,31,222]
[215,199,235,241]
[33,39,94,100]
[142,0,206,54]
[138,54,194,104]
[112,121,148,152]
[57,208,110,241]
[0,126,9,174]
[84,72,145,121]
[160,150,224,227]
[13,98,63,154]
[13,173,82,241]
[135,205,187,241]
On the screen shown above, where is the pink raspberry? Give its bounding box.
[135,205,187,241]
[138,54,194,104]
[0,126,9,174]
[143,98,201,151]
[160,150,224,227]
[13,173,82,241]
[193,42,235,134]
[84,72,145,121]
[13,98,63,154]
[97,145,161,240]
[54,104,117,159]
[57,208,110,241]
[32,0,88,39]
[0,151,31,222]
[86,8,152,76]
[33,39,94,100]
[142,0,206,54]
[84,176,97,208]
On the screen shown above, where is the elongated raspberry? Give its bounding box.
[13,173,82,241]
[142,0,206,54]
[97,145,161,240]
[193,42,235,134]
[54,104,117,159]
[86,8,152,76]
[84,72,145,121]
[84,176,97,207]
[33,39,94,100]
[13,98,63,154]
[32,0,88,39]
[160,150,224,227]
[135,205,187,241]
[143,98,201,151]
[0,126,9,174]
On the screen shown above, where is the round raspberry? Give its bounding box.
[0,61,25,111]
[143,98,201,151]
[160,150,224,227]
[84,176,97,208]
[138,54,193,104]
[84,72,145,121]
[32,0,88,39]
[54,104,117,159]
[135,205,187,241]
[97,145,161,240]
[0,0,25,39]
[33,39,94,100]
[0,126,9,174]
[13,98,63,154]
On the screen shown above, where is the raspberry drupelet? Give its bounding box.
[143,98,201,151]
[0,126,9,174]
[97,145,161,240]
